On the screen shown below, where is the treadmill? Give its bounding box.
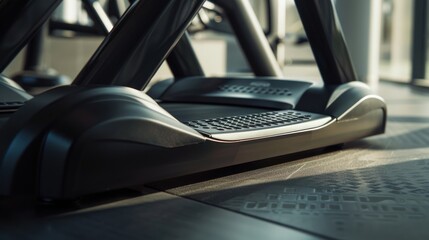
[0,0,386,200]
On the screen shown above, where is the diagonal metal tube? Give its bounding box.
[0,0,62,72]
[73,0,206,90]
[211,0,284,77]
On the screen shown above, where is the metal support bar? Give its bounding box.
[83,0,205,79]
[211,0,284,77]
[0,0,62,72]
[108,0,128,20]
[82,0,114,35]
[24,26,45,71]
[295,0,358,84]
[73,0,206,90]
[411,0,428,82]
[166,32,205,78]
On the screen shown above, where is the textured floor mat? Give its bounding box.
[165,135,429,240]
[163,83,429,240]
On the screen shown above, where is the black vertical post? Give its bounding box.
[295,0,358,84]
[211,0,284,77]
[411,0,428,82]
[167,32,205,78]
[23,26,45,71]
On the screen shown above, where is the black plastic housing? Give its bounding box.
[61,81,385,200]
[0,78,386,199]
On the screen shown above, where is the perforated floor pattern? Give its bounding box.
[165,132,429,240]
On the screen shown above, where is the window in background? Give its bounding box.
[379,0,413,83]
[188,1,253,77]
[283,0,321,82]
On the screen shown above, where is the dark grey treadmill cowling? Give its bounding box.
[38,94,384,199]
[0,0,62,72]
[9,83,385,199]
[0,76,386,199]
